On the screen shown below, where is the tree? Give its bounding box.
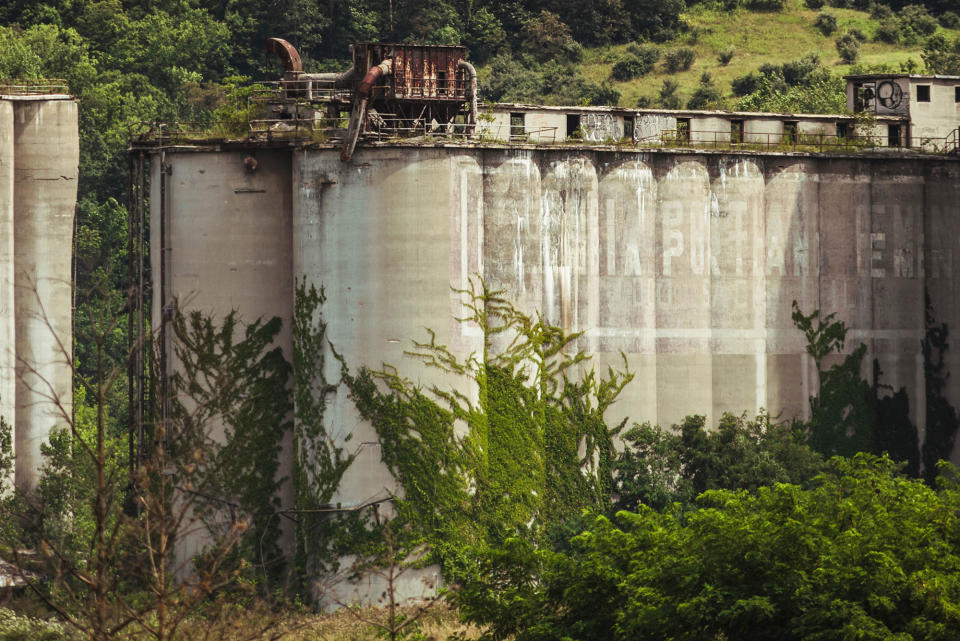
[459,454,960,641]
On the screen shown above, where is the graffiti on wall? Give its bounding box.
[581,113,623,142]
[634,114,677,142]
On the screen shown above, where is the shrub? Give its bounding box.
[717,46,735,65]
[900,4,938,36]
[815,12,838,35]
[581,82,621,106]
[745,0,785,11]
[940,11,960,29]
[806,0,825,8]
[626,42,661,65]
[870,2,893,19]
[874,18,900,43]
[663,46,695,72]
[636,95,653,108]
[847,27,867,42]
[781,53,820,85]
[686,72,722,109]
[611,54,647,80]
[612,44,659,80]
[731,71,762,96]
[657,78,681,108]
[836,32,861,64]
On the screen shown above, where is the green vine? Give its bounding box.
[339,279,632,579]
[291,280,358,593]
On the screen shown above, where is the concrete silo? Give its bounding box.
[0,86,79,491]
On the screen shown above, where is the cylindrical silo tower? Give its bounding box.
[0,101,14,446]
[12,96,79,490]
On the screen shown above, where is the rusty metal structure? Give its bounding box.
[264,38,477,161]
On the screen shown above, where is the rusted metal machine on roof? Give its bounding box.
[264,38,478,161]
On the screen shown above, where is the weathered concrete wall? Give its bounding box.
[11,97,78,491]
[149,148,294,559]
[152,142,960,604]
[0,102,14,441]
[288,148,959,441]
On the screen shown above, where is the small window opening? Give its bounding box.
[730,119,744,144]
[623,115,634,141]
[436,70,447,96]
[566,114,581,139]
[783,120,799,145]
[954,86,960,102]
[888,124,901,147]
[917,85,931,102]
[510,113,525,140]
[836,122,849,139]
[676,118,690,143]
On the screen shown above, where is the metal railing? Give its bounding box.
[0,79,69,95]
[649,128,960,153]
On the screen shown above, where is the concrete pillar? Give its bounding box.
[0,101,13,446]
[13,98,78,490]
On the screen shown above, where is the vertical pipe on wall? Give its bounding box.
[13,98,79,491]
[0,101,14,458]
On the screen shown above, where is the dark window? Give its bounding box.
[566,114,581,139]
[888,124,901,147]
[730,119,744,144]
[623,115,634,140]
[836,122,849,139]
[917,85,931,102]
[783,120,799,144]
[955,86,960,102]
[510,113,525,139]
[676,118,690,143]
[436,71,447,96]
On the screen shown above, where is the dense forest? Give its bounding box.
[3,0,960,639]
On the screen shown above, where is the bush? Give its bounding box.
[900,4,938,36]
[805,0,825,8]
[611,44,659,80]
[781,53,820,85]
[940,11,960,29]
[636,95,653,108]
[581,82,621,106]
[663,46,695,72]
[874,18,900,43]
[717,46,735,65]
[731,71,762,96]
[870,2,893,19]
[611,54,647,81]
[847,27,867,42]
[657,78,681,108]
[815,12,838,35]
[745,0,785,10]
[836,32,861,64]
[626,43,660,67]
[686,73,722,109]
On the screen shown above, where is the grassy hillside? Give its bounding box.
[575,0,960,108]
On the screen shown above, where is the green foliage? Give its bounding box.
[815,12,839,35]
[686,72,722,109]
[459,454,960,641]
[291,281,358,591]
[339,280,631,578]
[479,54,618,106]
[806,0,826,7]
[520,11,582,64]
[717,46,735,65]
[921,293,960,486]
[737,67,846,113]
[0,608,71,641]
[169,308,292,581]
[611,53,654,81]
[662,46,696,73]
[745,0,786,10]
[657,78,682,108]
[614,412,824,512]
[836,31,862,63]
[923,33,960,74]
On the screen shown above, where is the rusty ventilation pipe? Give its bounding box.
[341,58,393,162]
[458,60,478,134]
[265,37,355,96]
